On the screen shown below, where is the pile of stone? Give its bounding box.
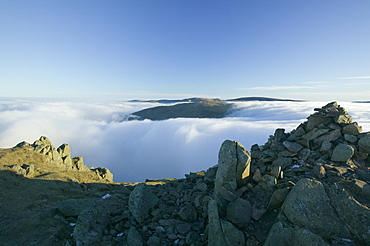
[8,102,369,245]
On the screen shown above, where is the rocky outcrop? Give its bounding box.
[4,136,114,182]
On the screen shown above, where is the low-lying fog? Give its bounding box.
[1,98,369,183]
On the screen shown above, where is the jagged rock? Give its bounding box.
[326,183,370,245]
[215,140,251,192]
[258,174,277,191]
[331,143,354,162]
[343,122,362,135]
[178,204,198,222]
[272,156,292,170]
[283,141,303,153]
[335,114,352,124]
[33,136,63,165]
[313,129,342,146]
[312,165,326,179]
[129,183,159,223]
[220,219,245,246]
[279,178,351,240]
[302,128,330,140]
[264,221,329,246]
[72,156,90,171]
[93,167,114,182]
[73,209,109,246]
[208,199,227,246]
[359,133,370,154]
[344,134,357,143]
[175,221,191,235]
[127,227,144,246]
[267,188,290,210]
[57,143,73,168]
[306,115,332,131]
[226,198,251,224]
[274,128,285,142]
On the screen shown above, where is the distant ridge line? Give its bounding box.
[129,97,303,104]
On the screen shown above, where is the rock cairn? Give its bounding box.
[5,102,370,245]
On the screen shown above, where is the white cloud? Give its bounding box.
[339,76,370,80]
[244,85,314,90]
[1,99,369,183]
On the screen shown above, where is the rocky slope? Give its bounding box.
[0,101,369,246]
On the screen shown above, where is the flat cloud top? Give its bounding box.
[0,99,369,182]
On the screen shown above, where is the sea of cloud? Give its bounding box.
[1,98,369,183]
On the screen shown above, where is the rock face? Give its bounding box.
[1,101,370,246]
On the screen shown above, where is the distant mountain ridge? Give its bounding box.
[129,96,301,104]
[129,97,302,121]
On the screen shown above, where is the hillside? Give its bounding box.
[129,97,301,121]
[132,100,232,120]
[0,101,370,245]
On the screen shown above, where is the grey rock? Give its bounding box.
[264,221,329,246]
[73,209,109,246]
[302,128,330,140]
[326,183,370,245]
[272,156,292,170]
[343,122,362,135]
[274,128,285,142]
[359,133,370,154]
[313,129,342,146]
[72,156,90,171]
[298,148,311,161]
[178,204,198,222]
[226,198,251,224]
[267,188,290,210]
[208,199,227,246]
[283,141,303,153]
[319,140,332,152]
[214,140,251,199]
[306,115,332,131]
[344,134,357,143]
[312,165,326,179]
[127,227,144,246]
[279,178,350,239]
[220,219,245,246]
[129,183,159,223]
[258,174,277,191]
[175,221,191,235]
[331,143,354,162]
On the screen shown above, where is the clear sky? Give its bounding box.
[1,0,369,101]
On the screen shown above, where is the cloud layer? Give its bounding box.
[1,99,369,183]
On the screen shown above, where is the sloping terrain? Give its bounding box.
[132,100,232,120]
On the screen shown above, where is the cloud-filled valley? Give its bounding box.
[1,98,369,183]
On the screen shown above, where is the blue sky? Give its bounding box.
[1,0,369,101]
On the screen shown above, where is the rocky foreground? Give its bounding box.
[0,102,370,246]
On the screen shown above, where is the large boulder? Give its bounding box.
[331,143,354,162]
[214,140,251,193]
[278,178,350,240]
[129,183,159,223]
[359,133,370,154]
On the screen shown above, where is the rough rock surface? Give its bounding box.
[1,101,370,246]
